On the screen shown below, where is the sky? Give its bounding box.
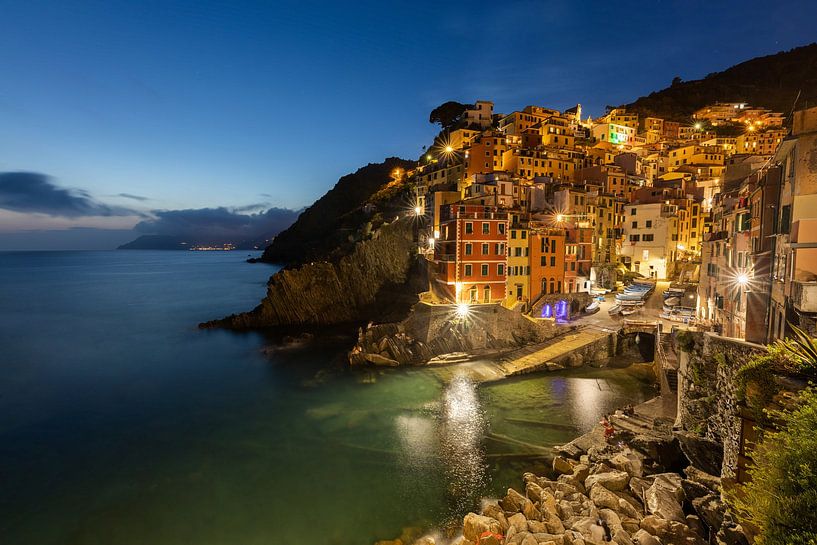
[1,0,816,249]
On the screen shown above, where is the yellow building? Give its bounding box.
[506,220,530,306]
[735,128,787,155]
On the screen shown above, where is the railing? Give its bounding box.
[434,254,457,262]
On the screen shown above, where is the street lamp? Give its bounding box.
[456,303,470,319]
[736,273,749,286]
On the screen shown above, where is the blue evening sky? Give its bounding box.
[0,0,816,240]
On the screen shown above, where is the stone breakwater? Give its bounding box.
[349,303,565,367]
[201,218,420,329]
[377,402,749,545]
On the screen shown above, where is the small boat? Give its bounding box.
[621,307,640,316]
[664,296,681,306]
[608,304,623,315]
[585,301,600,313]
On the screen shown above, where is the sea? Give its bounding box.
[0,250,655,545]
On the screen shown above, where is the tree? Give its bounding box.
[671,76,683,86]
[731,386,817,544]
[429,101,467,130]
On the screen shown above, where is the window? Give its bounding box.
[480,243,488,255]
[646,220,652,228]
[464,264,472,276]
[631,208,636,215]
[643,234,654,242]
[465,222,473,234]
[482,223,490,235]
[632,221,638,228]
[550,256,556,266]
[498,223,505,235]
[497,264,505,276]
[521,231,527,239]
[511,230,517,239]
[481,264,489,276]
[465,243,472,255]
[629,234,640,242]
[514,247,522,257]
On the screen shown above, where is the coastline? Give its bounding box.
[374,392,729,545]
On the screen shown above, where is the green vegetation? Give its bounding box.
[261,157,415,265]
[428,101,468,130]
[676,330,696,352]
[735,340,799,422]
[731,387,817,545]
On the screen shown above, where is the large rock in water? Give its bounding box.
[202,218,420,329]
[462,513,502,543]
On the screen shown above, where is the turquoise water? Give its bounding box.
[0,251,654,545]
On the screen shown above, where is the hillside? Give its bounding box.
[625,43,817,121]
[260,157,415,265]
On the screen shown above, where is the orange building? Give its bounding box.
[529,226,566,299]
[433,204,508,303]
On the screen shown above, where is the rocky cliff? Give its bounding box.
[349,303,562,366]
[260,157,415,265]
[202,218,423,329]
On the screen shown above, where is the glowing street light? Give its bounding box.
[736,273,749,286]
[414,205,423,216]
[428,237,435,248]
[456,303,470,319]
[444,145,454,153]
[555,213,565,223]
[694,122,702,130]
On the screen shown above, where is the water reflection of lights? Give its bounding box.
[440,375,487,524]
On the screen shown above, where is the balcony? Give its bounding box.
[791,281,817,313]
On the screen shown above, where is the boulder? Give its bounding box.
[572,464,590,483]
[621,518,641,535]
[599,509,624,534]
[650,473,685,502]
[685,514,705,538]
[644,482,685,523]
[590,483,622,510]
[539,490,559,518]
[628,476,653,500]
[684,466,721,493]
[674,431,724,476]
[523,500,542,522]
[544,512,564,534]
[501,488,530,513]
[526,481,545,503]
[716,523,750,545]
[632,529,661,545]
[609,450,645,478]
[527,520,546,533]
[462,513,502,543]
[508,513,528,533]
[553,455,576,475]
[681,479,711,502]
[692,494,725,533]
[481,503,509,532]
[613,530,635,545]
[557,473,586,495]
[364,352,400,366]
[585,470,630,492]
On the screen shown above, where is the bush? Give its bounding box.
[731,387,817,544]
[735,341,800,422]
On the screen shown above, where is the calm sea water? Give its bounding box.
[0,251,654,545]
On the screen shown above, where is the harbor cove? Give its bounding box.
[0,251,654,544]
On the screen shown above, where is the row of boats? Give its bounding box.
[608,280,655,316]
[660,285,696,323]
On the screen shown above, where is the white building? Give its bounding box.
[621,202,680,280]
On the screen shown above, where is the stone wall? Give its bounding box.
[202,218,420,329]
[676,332,764,480]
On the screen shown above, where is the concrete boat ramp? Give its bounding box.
[428,327,615,383]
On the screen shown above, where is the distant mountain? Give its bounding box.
[117,235,190,250]
[260,157,415,265]
[625,43,817,121]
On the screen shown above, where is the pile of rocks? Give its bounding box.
[454,418,749,545]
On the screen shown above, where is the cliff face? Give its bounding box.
[203,218,422,329]
[260,157,415,265]
[348,303,563,366]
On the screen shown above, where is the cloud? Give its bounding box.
[133,206,300,243]
[0,172,137,217]
[116,193,150,202]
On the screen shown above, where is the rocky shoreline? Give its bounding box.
[376,397,748,545]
